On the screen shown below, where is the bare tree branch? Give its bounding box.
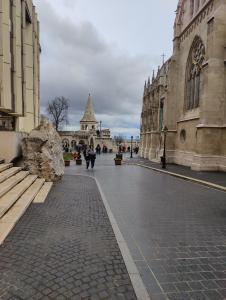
[47,96,69,131]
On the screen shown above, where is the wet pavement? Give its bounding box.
[0,175,136,300]
[1,154,226,300]
[126,157,226,188]
[66,154,226,300]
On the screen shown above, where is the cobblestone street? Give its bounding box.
[66,154,226,300]
[1,154,226,300]
[94,155,226,300]
[0,175,136,300]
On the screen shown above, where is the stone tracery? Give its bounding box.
[185,36,205,110]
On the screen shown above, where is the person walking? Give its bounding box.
[96,144,101,155]
[85,147,96,169]
[85,148,91,169]
[89,148,96,169]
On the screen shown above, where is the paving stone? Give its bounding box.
[188,291,206,300]
[215,279,226,289]
[203,290,224,300]
[0,176,137,299]
[161,283,177,293]
[200,280,218,290]
[167,292,191,300]
[188,281,204,292]
[175,282,191,292]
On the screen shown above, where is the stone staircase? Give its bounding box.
[0,162,52,244]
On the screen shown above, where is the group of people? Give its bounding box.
[64,143,139,170]
[118,145,139,154]
[95,144,108,154]
[78,143,113,170]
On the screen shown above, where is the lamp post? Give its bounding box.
[161,126,168,169]
[130,136,133,158]
[99,120,102,152]
[99,120,102,137]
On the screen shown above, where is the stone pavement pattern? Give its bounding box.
[0,175,137,300]
[68,154,226,300]
[126,157,226,188]
[98,163,226,300]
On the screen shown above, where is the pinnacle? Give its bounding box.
[80,94,98,123]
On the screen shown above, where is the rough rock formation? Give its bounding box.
[22,120,64,182]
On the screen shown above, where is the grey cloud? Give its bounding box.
[35,0,158,135]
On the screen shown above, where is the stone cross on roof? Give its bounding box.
[80,94,98,123]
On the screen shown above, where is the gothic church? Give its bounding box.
[140,0,226,171]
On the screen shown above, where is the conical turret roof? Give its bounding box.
[80,94,98,123]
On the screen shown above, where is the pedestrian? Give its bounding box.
[85,147,96,169]
[96,144,101,155]
[89,148,96,169]
[85,148,91,169]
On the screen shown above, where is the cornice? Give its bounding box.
[174,0,214,43]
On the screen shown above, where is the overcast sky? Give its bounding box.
[33,0,178,138]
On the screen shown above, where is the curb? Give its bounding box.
[94,177,151,300]
[134,163,226,193]
[72,174,150,300]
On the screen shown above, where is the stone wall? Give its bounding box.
[140,0,226,172]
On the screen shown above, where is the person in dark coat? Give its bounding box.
[96,144,101,155]
[85,149,90,169]
[85,147,96,169]
[89,148,96,169]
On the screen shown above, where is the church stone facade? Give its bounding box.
[59,95,113,151]
[0,0,40,162]
[140,0,226,171]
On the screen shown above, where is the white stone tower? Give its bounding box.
[80,94,98,131]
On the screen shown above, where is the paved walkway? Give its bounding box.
[1,154,226,300]
[126,157,226,188]
[0,175,136,300]
[66,154,226,300]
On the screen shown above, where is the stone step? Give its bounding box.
[0,167,22,184]
[33,182,53,203]
[0,175,37,218]
[0,171,29,198]
[0,178,45,244]
[0,163,13,173]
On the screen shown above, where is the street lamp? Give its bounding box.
[130,136,133,158]
[99,120,102,137]
[161,126,168,169]
[99,120,102,152]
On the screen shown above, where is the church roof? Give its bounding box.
[80,94,98,123]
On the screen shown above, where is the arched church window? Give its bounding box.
[185,36,205,110]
